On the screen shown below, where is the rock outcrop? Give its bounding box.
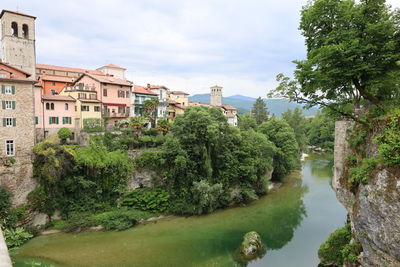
[240,231,265,259]
[333,121,400,267]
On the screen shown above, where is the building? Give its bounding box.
[0,10,37,205]
[167,100,186,120]
[169,91,189,107]
[210,85,222,106]
[221,105,238,126]
[146,84,169,120]
[131,85,158,117]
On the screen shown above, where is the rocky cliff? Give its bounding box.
[333,121,400,267]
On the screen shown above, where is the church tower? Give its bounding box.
[210,85,222,106]
[0,10,36,78]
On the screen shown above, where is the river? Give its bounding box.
[12,154,347,267]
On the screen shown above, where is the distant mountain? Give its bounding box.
[189,94,319,117]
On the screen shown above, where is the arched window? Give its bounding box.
[65,103,69,110]
[22,24,29,39]
[11,22,18,37]
[51,103,54,110]
[46,103,50,110]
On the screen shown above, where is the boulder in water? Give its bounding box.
[240,231,265,259]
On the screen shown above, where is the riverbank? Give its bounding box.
[12,155,346,267]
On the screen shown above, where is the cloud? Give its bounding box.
[2,0,400,97]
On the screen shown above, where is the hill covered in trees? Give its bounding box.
[189,94,319,116]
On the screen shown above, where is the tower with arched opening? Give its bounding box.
[210,85,223,106]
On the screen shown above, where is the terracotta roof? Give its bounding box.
[40,74,76,83]
[42,95,76,102]
[87,74,132,86]
[36,64,104,76]
[226,113,237,118]
[221,105,237,110]
[0,10,36,19]
[147,85,169,90]
[189,102,212,108]
[0,61,32,77]
[168,100,186,110]
[170,90,189,95]
[134,85,158,95]
[0,77,36,83]
[98,64,126,70]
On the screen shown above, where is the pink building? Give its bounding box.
[34,84,76,140]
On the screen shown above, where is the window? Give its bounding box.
[22,24,29,39]
[6,140,14,156]
[3,118,16,127]
[126,91,130,98]
[35,116,39,125]
[52,82,56,86]
[2,101,15,110]
[2,85,14,94]
[89,94,96,99]
[118,90,125,98]
[49,117,59,124]
[78,93,87,99]
[0,74,5,78]
[126,107,130,116]
[81,105,89,112]
[51,103,54,110]
[103,89,108,97]
[62,117,72,124]
[118,106,125,114]
[46,103,50,110]
[11,22,18,37]
[94,106,100,112]
[51,89,57,95]
[65,103,69,110]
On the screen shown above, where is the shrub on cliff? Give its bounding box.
[318,224,352,266]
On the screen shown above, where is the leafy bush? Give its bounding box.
[51,219,69,230]
[0,185,12,226]
[318,224,352,266]
[4,227,33,249]
[348,158,379,185]
[134,151,162,170]
[342,241,362,264]
[375,117,400,165]
[191,180,224,215]
[121,188,170,213]
[62,212,97,232]
[57,128,73,144]
[83,118,104,133]
[93,209,153,231]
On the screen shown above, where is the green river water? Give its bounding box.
[12,154,347,267]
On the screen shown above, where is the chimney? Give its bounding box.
[147,83,150,88]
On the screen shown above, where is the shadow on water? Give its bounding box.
[12,155,346,267]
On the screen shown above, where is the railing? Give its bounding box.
[103,112,129,118]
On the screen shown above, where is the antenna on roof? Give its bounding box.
[16,1,19,11]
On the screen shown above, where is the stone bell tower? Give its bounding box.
[0,10,36,79]
[210,85,222,106]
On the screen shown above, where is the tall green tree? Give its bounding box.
[258,119,300,180]
[282,108,307,152]
[270,0,400,120]
[238,114,257,131]
[251,97,269,124]
[306,109,335,152]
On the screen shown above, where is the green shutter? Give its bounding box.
[35,116,38,125]
[56,117,59,124]
[11,85,15,95]
[1,85,4,94]
[62,117,65,124]
[49,117,52,125]
[12,101,15,110]
[2,118,5,127]
[2,101,5,109]
[12,118,16,127]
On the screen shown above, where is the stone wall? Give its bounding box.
[127,149,161,190]
[333,121,400,267]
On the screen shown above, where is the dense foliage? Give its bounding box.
[251,97,269,125]
[318,224,352,266]
[57,128,73,144]
[282,107,307,152]
[306,110,335,152]
[32,136,132,215]
[121,188,170,213]
[237,114,257,131]
[271,0,400,121]
[258,119,300,180]
[83,118,104,132]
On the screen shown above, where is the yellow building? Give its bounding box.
[167,100,186,120]
[169,91,189,107]
[60,84,102,128]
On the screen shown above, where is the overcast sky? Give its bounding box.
[3,0,400,97]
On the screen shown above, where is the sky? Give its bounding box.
[3,0,400,97]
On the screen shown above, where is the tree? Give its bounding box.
[58,128,73,144]
[143,98,160,128]
[270,0,400,121]
[282,108,307,152]
[306,109,335,152]
[156,118,171,135]
[258,119,300,180]
[251,97,269,124]
[238,114,257,131]
[128,116,147,137]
